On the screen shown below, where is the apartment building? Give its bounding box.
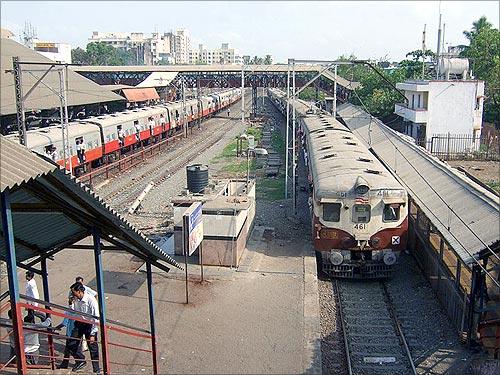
[174,29,190,64]
[394,79,484,152]
[189,43,242,65]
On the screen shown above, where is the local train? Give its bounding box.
[268,88,408,278]
[6,88,242,175]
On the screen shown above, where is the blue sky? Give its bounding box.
[1,1,498,63]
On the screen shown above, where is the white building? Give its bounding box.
[394,79,484,152]
[174,29,190,64]
[189,43,242,65]
[30,39,72,64]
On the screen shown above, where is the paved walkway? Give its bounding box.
[1,226,321,374]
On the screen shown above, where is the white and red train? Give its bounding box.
[268,88,408,278]
[6,89,242,175]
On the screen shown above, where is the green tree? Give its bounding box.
[463,16,492,42]
[71,47,90,65]
[298,87,325,101]
[263,55,273,65]
[461,17,500,125]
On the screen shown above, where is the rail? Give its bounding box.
[78,132,184,187]
[334,279,417,375]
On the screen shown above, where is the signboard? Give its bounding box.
[183,202,203,256]
[35,42,56,48]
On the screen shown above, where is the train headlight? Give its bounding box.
[383,252,397,266]
[330,251,344,266]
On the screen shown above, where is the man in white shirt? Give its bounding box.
[69,282,100,373]
[25,271,39,308]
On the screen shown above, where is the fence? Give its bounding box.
[1,294,156,373]
[417,133,499,161]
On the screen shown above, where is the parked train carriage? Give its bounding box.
[303,113,408,278]
[5,88,242,175]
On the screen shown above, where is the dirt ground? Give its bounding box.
[447,160,499,192]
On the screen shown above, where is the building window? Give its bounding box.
[411,94,415,109]
[417,94,421,108]
[475,97,481,110]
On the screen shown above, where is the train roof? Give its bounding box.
[304,114,404,200]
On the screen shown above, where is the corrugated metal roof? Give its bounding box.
[0,134,57,192]
[0,135,181,269]
[337,103,500,265]
[0,38,124,116]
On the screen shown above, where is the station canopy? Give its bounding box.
[0,38,124,116]
[0,135,180,271]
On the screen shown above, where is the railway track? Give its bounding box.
[100,97,253,209]
[335,280,417,375]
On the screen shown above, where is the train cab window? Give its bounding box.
[383,204,401,222]
[353,205,371,223]
[323,203,341,222]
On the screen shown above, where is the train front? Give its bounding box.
[312,176,408,279]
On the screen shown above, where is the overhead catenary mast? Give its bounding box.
[422,24,426,80]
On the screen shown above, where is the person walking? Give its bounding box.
[227,107,231,117]
[55,296,80,369]
[69,282,100,373]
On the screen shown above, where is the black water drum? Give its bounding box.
[186,164,209,193]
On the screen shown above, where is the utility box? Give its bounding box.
[172,179,256,267]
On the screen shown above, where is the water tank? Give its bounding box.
[186,164,208,193]
[439,58,469,76]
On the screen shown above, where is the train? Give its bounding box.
[6,88,242,175]
[268,88,408,278]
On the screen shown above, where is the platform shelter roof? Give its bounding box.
[337,103,500,265]
[0,38,124,116]
[0,135,180,271]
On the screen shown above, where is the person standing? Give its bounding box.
[25,271,39,311]
[69,282,100,373]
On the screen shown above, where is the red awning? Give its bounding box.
[122,88,160,103]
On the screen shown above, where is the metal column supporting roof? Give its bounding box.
[337,103,500,266]
[0,135,180,270]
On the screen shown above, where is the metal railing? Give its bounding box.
[1,294,156,372]
[417,133,500,161]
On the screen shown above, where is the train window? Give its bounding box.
[320,146,333,150]
[383,204,401,222]
[353,205,371,223]
[346,141,357,145]
[87,142,93,149]
[358,157,372,162]
[323,203,341,222]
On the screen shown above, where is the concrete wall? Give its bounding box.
[428,81,484,137]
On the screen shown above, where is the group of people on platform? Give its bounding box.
[8,272,101,373]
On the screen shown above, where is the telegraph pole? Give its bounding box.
[333,65,338,117]
[292,60,297,214]
[13,57,27,146]
[241,66,245,127]
[182,77,187,138]
[285,61,290,198]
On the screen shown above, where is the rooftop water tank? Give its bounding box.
[439,58,469,78]
[186,164,208,194]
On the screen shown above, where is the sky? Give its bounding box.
[1,1,498,63]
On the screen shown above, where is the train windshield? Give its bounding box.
[383,204,401,222]
[353,205,371,223]
[323,203,341,222]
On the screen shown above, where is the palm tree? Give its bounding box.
[463,16,492,42]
